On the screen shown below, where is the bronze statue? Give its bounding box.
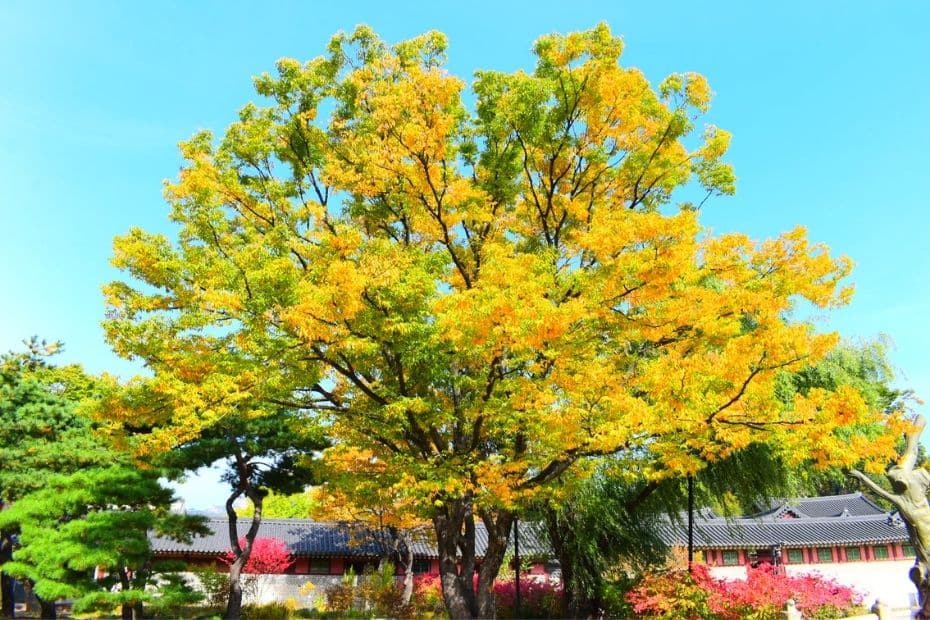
[851,416,930,619]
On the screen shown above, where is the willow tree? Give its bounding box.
[102,25,902,619]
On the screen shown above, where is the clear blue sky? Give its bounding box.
[2,1,928,510]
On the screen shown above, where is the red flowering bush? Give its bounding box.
[219,537,294,605]
[627,564,864,620]
[221,537,293,574]
[626,564,719,619]
[720,564,863,619]
[410,574,445,616]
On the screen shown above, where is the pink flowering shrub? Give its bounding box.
[627,563,865,620]
[410,573,563,618]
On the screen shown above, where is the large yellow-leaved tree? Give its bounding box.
[101,25,903,619]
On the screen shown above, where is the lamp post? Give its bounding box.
[688,476,694,573]
[514,517,521,618]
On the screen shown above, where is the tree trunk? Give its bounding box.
[36,596,55,620]
[0,573,13,620]
[433,498,513,619]
[912,561,930,620]
[545,507,577,617]
[120,603,143,620]
[225,558,245,620]
[544,506,600,618]
[223,471,264,620]
[1,534,15,619]
[475,509,513,619]
[401,541,414,606]
[120,569,132,620]
[435,498,476,619]
[118,569,144,620]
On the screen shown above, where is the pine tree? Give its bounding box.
[0,341,205,619]
[0,467,205,620]
[0,340,112,618]
[152,408,327,619]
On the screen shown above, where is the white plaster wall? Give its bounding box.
[708,566,748,581]
[181,572,344,607]
[244,574,344,606]
[709,561,918,609]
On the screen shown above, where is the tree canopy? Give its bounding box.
[236,489,317,519]
[99,24,905,618]
[0,340,111,505]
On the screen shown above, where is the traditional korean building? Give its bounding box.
[659,492,917,608]
[153,493,919,607]
[151,517,551,578]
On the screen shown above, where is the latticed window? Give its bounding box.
[903,544,916,557]
[816,547,833,562]
[873,545,889,560]
[722,550,739,566]
[412,558,432,574]
[787,549,803,564]
[310,558,331,574]
[345,560,374,574]
[845,547,861,561]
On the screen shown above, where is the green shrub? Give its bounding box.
[192,565,230,608]
[360,562,404,616]
[324,568,357,613]
[145,572,205,618]
[241,602,292,619]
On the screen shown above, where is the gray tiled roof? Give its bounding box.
[751,493,885,519]
[660,493,909,549]
[659,513,909,549]
[152,519,393,557]
[151,518,549,559]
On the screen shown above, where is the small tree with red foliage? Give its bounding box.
[222,536,293,574]
[221,537,293,605]
[626,564,719,619]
